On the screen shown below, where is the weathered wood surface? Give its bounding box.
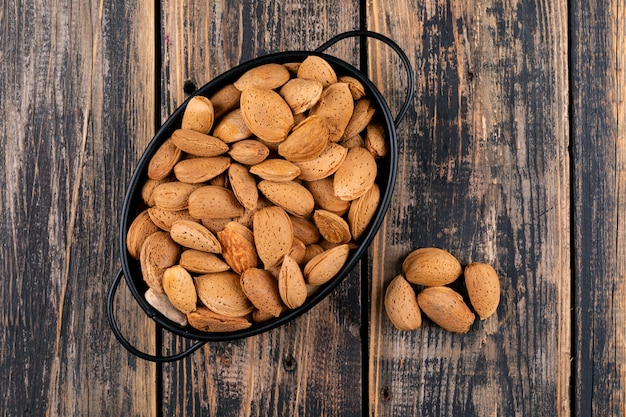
[0,0,623,416]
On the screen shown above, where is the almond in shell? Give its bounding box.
[257,180,315,217]
[212,109,253,143]
[141,177,172,207]
[148,138,182,180]
[384,275,422,331]
[365,120,388,158]
[278,255,308,309]
[181,96,215,134]
[253,206,293,268]
[338,75,366,100]
[305,177,350,215]
[126,209,160,259]
[145,288,188,327]
[162,265,197,314]
[342,98,376,139]
[277,115,330,163]
[234,63,291,91]
[217,222,259,274]
[347,183,380,240]
[297,55,338,87]
[333,146,377,201]
[303,243,350,286]
[169,220,222,253]
[250,159,301,182]
[179,249,230,274]
[209,84,242,119]
[187,185,245,219]
[279,78,323,114]
[417,286,475,333]
[147,207,199,232]
[173,156,231,184]
[195,271,254,317]
[140,231,181,293]
[187,306,252,332]
[228,163,259,211]
[152,181,200,211]
[310,82,354,142]
[290,215,321,245]
[402,247,462,286]
[312,209,351,244]
[228,139,270,165]
[294,143,348,181]
[464,262,500,320]
[240,268,285,317]
[240,86,294,143]
[171,129,230,157]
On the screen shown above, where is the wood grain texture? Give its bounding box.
[572,0,626,415]
[367,0,571,415]
[158,1,363,416]
[0,0,157,415]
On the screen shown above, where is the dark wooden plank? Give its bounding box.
[0,1,158,415]
[158,1,363,416]
[367,0,571,415]
[572,1,626,415]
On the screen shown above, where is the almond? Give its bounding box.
[305,177,350,215]
[126,209,160,259]
[250,159,301,182]
[342,97,375,139]
[234,63,291,91]
[179,249,230,274]
[417,286,475,333]
[139,231,181,293]
[279,78,324,114]
[162,265,197,314]
[187,306,252,332]
[278,255,308,309]
[148,138,182,180]
[169,220,222,253]
[170,129,230,157]
[312,209,351,244]
[347,183,380,240]
[217,222,258,274]
[277,115,330,163]
[333,146,377,201]
[187,185,245,219]
[402,247,462,286]
[173,156,231,183]
[212,109,254,143]
[253,206,293,268]
[310,82,354,142]
[303,244,350,286]
[240,268,285,317]
[384,275,422,331]
[294,143,347,181]
[464,262,500,320]
[145,288,188,327]
[257,180,315,217]
[240,86,294,142]
[228,163,259,211]
[228,139,271,165]
[195,271,254,317]
[147,207,199,232]
[209,84,242,119]
[152,181,200,211]
[297,55,338,87]
[181,96,215,134]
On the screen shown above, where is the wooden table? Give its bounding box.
[2,0,623,415]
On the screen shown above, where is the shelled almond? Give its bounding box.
[127,56,389,332]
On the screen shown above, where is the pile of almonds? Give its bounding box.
[384,248,500,333]
[127,56,386,332]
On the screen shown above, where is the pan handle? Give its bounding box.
[107,268,207,363]
[315,30,414,128]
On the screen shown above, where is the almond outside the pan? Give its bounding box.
[169,220,222,253]
[417,286,475,333]
[195,271,254,317]
[181,96,215,134]
[162,265,197,314]
[303,243,351,286]
[240,86,294,143]
[402,247,462,286]
[333,146,377,201]
[384,275,422,331]
[187,306,252,332]
[464,262,500,320]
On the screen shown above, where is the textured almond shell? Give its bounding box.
[257,180,315,217]
[464,262,500,320]
[126,209,160,259]
[333,146,377,201]
[212,109,254,143]
[342,98,376,139]
[228,163,259,211]
[250,159,301,182]
[253,206,293,268]
[417,286,475,333]
[277,115,330,163]
[209,84,242,119]
[187,185,245,219]
[279,78,324,114]
[228,139,270,165]
[170,129,229,157]
[148,138,182,180]
[338,75,366,100]
[173,156,231,184]
[195,271,254,317]
[294,143,348,181]
[305,177,350,215]
[310,82,354,142]
[162,265,197,314]
[365,121,388,158]
[147,207,199,232]
[187,306,252,332]
[312,209,351,244]
[278,255,308,309]
[240,268,285,317]
[297,55,338,87]
[152,182,200,211]
[179,249,230,274]
[384,275,422,331]
[234,63,291,91]
[145,288,188,327]
[290,215,321,245]
[402,247,462,286]
[181,96,215,134]
[240,86,294,142]
[303,244,350,286]
[139,231,181,293]
[169,220,222,253]
[347,183,380,240]
[217,222,259,274]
